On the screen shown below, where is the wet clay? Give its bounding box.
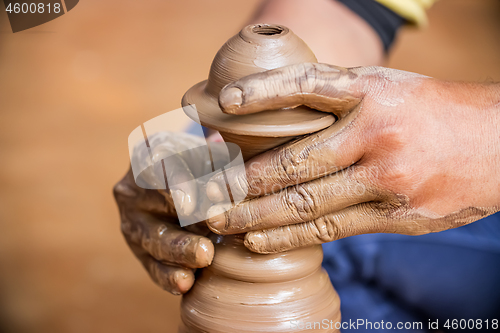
[180,24,340,332]
[218,131,294,161]
[182,24,335,144]
[179,236,340,332]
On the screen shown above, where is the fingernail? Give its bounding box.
[195,238,214,267]
[244,232,270,254]
[173,270,194,294]
[171,189,195,216]
[206,205,227,233]
[219,87,242,114]
[206,181,225,203]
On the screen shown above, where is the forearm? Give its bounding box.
[249,0,384,66]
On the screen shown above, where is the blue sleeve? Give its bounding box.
[322,212,500,331]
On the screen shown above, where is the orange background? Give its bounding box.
[0,0,499,332]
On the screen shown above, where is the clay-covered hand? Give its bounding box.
[206,64,500,253]
[114,132,215,295]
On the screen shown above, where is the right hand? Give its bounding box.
[114,132,216,295]
[206,64,500,253]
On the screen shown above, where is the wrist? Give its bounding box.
[440,81,500,208]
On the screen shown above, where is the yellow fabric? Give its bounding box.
[375,0,436,26]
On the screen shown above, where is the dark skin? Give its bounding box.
[114,131,218,295]
[114,0,384,294]
[206,64,500,253]
[115,0,500,293]
[114,169,213,295]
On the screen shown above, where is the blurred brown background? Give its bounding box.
[0,0,499,332]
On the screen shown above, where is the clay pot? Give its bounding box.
[182,23,335,159]
[179,235,340,332]
[180,24,340,332]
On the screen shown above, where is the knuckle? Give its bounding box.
[313,215,340,242]
[113,181,128,201]
[243,75,271,101]
[120,218,137,242]
[233,171,250,199]
[275,148,300,185]
[283,185,318,222]
[294,63,318,94]
[239,204,260,230]
[120,219,131,236]
[156,224,168,238]
[113,182,122,200]
[147,260,177,294]
[113,173,138,202]
[121,216,147,245]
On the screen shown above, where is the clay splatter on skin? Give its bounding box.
[114,168,214,295]
[205,103,364,205]
[243,203,498,254]
[201,45,500,257]
[179,22,500,331]
[206,166,499,254]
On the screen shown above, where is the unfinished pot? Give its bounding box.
[180,24,340,333]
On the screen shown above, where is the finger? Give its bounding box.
[219,63,363,117]
[206,106,366,203]
[122,213,214,269]
[145,258,195,295]
[244,201,490,254]
[128,242,195,295]
[206,170,377,234]
[136,132,215,216]
[152,151,198,217]
[114,169,179,217]
[243,203,387,254]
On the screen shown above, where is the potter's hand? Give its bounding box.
[206,64,500,253]
[114,132,214,294]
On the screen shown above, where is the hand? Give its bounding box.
[114,132,215,295]
[206,63,500,253]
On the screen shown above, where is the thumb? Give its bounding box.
[218,63,364,118]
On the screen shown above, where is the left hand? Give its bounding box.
[115,132,216,295]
